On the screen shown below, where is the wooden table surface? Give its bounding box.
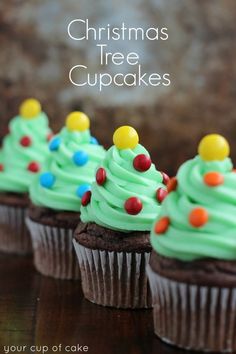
[0,253,195,354]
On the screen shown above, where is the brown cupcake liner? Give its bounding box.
[0,204,32,255]
[147,265,236,352]
[73,240,152,309]
[26,217,80,280]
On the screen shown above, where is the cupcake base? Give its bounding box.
[26,205,81,280]
[147,264,236,352]
[0,192,31,255]
[74,222,152,309]
[74,241,151,308]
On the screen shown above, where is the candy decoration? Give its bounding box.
[161,172,170,185]
[20,136,32,147]
[156,188,168,203]
[73,151,89,166]
[96,168,107,185]
[189,207,208,228]
[90,137,98,145]
[124,197,143,215]
[154,217,170,234]
[49,137,61,152]
[133,154,151,172]
[113,126,139,150]
[28,162,40,173]
[198,134,230,162]
[76,184,91,198]
[204,172,224,187]
[0,164,4,172]
[66,111,90,132]
[167,177,178,193]
[40,172,56,189]
[20,98,41,119]
[47,133,54,142]
[81,191,92,206]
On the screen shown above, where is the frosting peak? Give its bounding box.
[0,99,52,193]
[30,112,105,212]
[151,135,236,261]
[80,126,167,232]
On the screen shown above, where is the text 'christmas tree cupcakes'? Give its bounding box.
[147,134,236,352]
[26,111,105,279]
[74,126,168,308]
[0,98,52,254]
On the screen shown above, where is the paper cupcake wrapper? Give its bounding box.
[73,240,152,309]
[26,217,80,280]
[147,264,236,352]
[0,203,31,255]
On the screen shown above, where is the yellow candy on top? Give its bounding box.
[66,112,90,132]
[113,126,139,150]
[20,98,41,119]
[198,134,230,161]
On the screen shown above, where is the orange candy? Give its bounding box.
[189,207,208,228]
[154,217,170,234]
[167,177,178,193]
[204,172,224,187]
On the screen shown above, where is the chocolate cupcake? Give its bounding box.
[26,112,105,279]
[147,134,236,352]
[0,99,52,254]
[74,126,168,308]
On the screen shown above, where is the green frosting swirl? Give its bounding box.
[151,155,236,261]
[30,127,106,212]
[81,144,166,232]
[0,112,51,193]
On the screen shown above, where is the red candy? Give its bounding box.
[156,188,168,203]
[189,207,208,228]
[167,177,178,193]
[20,136,32,147]
[96,167,106,185]
[125,197,143,215]
[161,172,170,185]
[47,133,54,142]
[81,191,92,206]
[28,162,40,173]
[133,154,151,172]
[154,217,170,234]
[204,172,224,187]
[0,164,4,172]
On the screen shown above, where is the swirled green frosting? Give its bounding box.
[0,112,51,193]
[81,144,166,232]
[151,155,236,261]
[30,127,106,212]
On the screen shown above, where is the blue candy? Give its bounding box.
[73,151,89,166]
[90,136,99,145]
[76,184,91,198]
[40,172,56,188]
[49,137,61,151]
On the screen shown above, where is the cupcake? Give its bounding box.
[73,126,168,308]
[147,134,236,352]
[26,111,106,279]
[0,98,52,254]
